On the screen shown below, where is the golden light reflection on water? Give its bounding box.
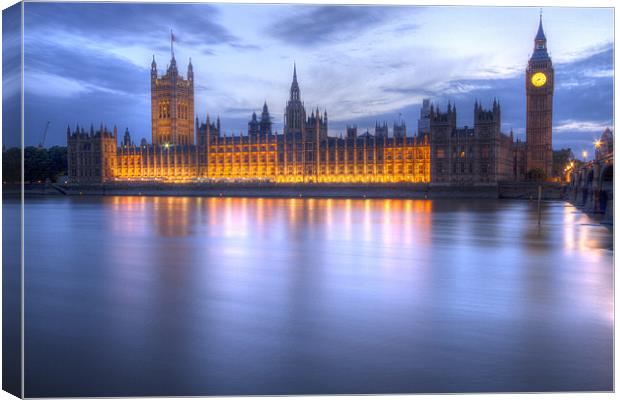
[102,197,607,267]
[562,203,609,257]
[103,197,437,250]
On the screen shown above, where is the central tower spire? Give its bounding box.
[290,62,300,101]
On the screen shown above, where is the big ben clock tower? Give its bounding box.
[525,13,554,178]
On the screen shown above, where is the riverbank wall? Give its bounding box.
[8,182,567,200]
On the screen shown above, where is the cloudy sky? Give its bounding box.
[3,2,614,157]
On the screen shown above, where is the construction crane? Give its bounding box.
[38,121,50,148]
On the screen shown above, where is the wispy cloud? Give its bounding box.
[555,120,613,134]
[267,6,415,46]
[26,71,137,98]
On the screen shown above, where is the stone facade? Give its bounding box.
[150,51,194,146]
[525,15,554,178]
[67,125,118,183]
[429,101,517,184]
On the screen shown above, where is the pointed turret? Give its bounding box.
[123,127,132,147]
[536,11,546,41]
[289,63,300,101]
[531,11,550,61]
[187,57,193,81]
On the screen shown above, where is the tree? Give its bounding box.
[2,146,68,183]
[2,147,21,183]
[24,146,51,182]
[552,148,574,179]
[527,168,547,182]
[47,146,68,181]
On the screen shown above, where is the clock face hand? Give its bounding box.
[531,72,546,87]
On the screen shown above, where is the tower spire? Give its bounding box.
[170,29,175,60]
[531,11,549,61]
[535,10,546,41]
[289,62,300,101]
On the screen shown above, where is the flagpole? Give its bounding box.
[170,29,174,59]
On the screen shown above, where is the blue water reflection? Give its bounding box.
[21,197,612,396]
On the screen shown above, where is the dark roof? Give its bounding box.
[535,16,546,41]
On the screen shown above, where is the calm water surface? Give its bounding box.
[18,197,613,396]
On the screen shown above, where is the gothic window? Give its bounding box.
[437,149,445,158]
[481,145,490,158]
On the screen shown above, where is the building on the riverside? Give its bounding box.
[67,62,431,184]
[429,100,519,184]
[67,16,552,185]
[428,14,555,184]
[150,38,195,146]
[525,13,554,178]
[595,128,614,160]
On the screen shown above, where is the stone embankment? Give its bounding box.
[10,182,567,200]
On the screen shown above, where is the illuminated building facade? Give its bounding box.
[67,17,550,185]
[150,42,195,146]
[68,59,431,184]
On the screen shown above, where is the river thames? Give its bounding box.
[15,196,613,396]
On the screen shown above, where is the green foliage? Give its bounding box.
[47,146,68,180]
[527,168,547,182]
[2,146,67,183]
[552,148,574,178]
[2,147,21,183]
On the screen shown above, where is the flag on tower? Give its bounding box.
[170,29,176,58]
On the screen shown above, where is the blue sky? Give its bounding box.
[3,3,614,157]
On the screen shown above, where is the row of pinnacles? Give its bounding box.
[67,124,118,182]
[67,53,433,184]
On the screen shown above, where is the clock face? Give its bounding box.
[531,72,547,87]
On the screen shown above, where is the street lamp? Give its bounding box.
[582,150,588,161]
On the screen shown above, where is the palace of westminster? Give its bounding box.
[68,16,555,184]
